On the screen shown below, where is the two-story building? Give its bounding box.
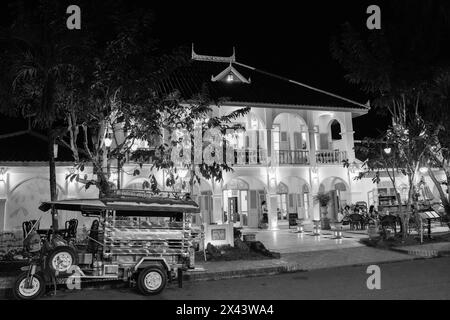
[118,49,371,244]
[3,49,444,247]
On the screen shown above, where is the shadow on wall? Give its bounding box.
[5,177,63,232]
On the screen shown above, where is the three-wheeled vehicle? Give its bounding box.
[14,190,201,300]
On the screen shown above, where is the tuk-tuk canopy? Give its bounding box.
[39,196,200,216]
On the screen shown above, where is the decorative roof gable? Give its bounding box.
[211,64,251,84]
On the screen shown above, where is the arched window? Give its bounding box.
[330,120,342,140]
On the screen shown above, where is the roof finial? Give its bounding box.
[191,46,236,63]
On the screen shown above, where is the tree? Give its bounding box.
[0,0,87,229]
[130,89,250,196]
[332,1,450,225]
[59,8,250,198]
[423,71,450,216]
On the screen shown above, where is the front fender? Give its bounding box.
[20,264,43,273]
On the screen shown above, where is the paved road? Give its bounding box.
[38,257,450,300]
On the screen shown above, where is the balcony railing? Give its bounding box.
[315,150,347,165]
[275,150,310,165]
[234,149,267,165]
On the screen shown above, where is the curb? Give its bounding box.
[389,247,450,258]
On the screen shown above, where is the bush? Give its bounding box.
[314,193,331,207]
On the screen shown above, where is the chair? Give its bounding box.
[64,219,78,239]
[22,220,40,239]
[349,214,363,230]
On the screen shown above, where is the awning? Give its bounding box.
[39,199,106,212]
[39,197,200,214]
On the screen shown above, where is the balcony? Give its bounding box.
[274,150,310,165]
[315,150,347,165]
[233,149,267,166]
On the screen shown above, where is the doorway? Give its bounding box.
[227,197,239,223]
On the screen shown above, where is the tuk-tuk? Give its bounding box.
[13,190,201,300]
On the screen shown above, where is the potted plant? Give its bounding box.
[314,193,331,230]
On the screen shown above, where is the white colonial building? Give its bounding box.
[0,50,447,246]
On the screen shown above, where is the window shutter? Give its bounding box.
[199,196,205,211]
[297,194,302,208]
[250,190,257,209]
[288,194,296,213]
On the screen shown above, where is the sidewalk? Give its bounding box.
[185,246,418,281]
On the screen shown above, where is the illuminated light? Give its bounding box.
[130,143,138,152]
[226,73,234,82]
[419,167,429,174]
[178,168,189,178]
[104,135,113,148]
[109,172,118,183]
[333,229,343,239]
[384,147,392,155]
[313,220,321,235]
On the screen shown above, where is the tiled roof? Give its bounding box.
[157,59,368,111]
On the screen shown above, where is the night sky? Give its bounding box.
[0,0,390,147]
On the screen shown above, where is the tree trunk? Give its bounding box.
[48,131,58,230]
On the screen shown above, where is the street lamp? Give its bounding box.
[109,172,118,183]
[178,168,189,179]
[104,134,112,148]
[419,167,429,174]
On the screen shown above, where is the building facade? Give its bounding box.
[0,51,447,246]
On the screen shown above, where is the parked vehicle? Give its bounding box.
[13,190,201,300]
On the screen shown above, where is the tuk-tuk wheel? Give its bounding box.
[47,246,77,273]
[13,272,45,300]
[137,266,167,295]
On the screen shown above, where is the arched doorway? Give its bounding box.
[273,113,309,164]
[319,177,350,221]
[223,178,249,227]
[276,182,289,221]
[278,176,311,222]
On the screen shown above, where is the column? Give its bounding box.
[306,112,317,166]
[308,129,317,166]
[309,168,320,221]
[342,112,356,162]
[212,193,223,224]
[266,129,272,158]
[341,131,356,162]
